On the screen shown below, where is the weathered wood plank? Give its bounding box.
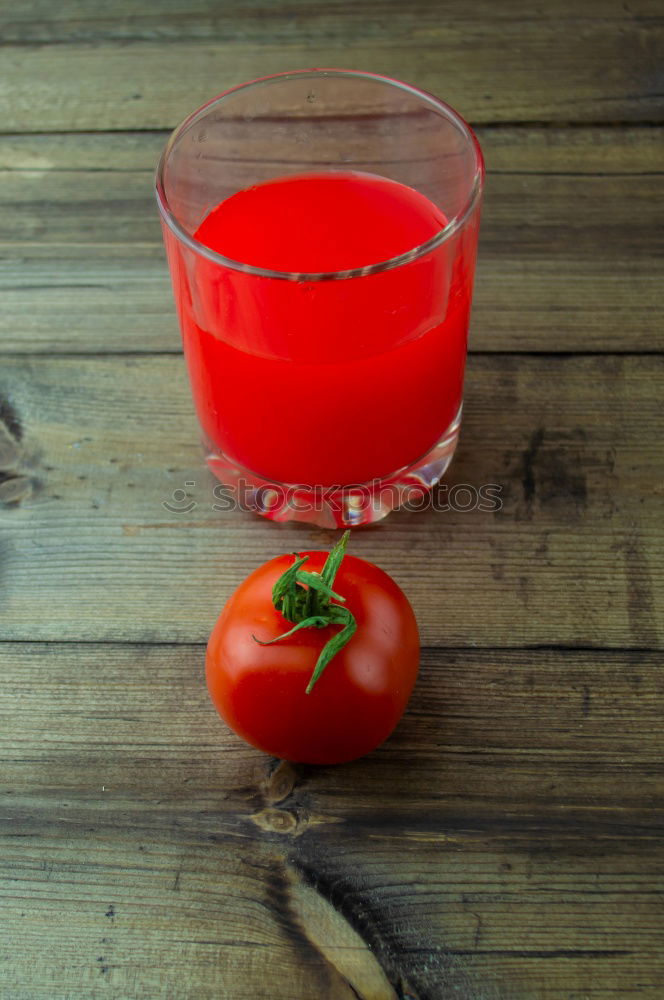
[2,126,662,174]
[1,642,663,998]
[0,3,662,133]
[0,128,661,354]
[2,6,662,999]
[0,354,661,647]
[2,0,662,46]
[4,160,661,253]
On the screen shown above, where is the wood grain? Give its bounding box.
[0,2,662,131]
[3,0,663,44]
[2,125,662,174]
[0,353,661,647]
[2,3,663,996]
[0,128,661,354]
[1,642,662,998]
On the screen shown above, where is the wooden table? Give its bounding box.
[1,3,663,998]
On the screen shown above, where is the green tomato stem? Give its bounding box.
[252,530,357,694]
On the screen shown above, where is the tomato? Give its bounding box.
[206,535,420,764]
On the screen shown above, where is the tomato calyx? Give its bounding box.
[252,530,357,694]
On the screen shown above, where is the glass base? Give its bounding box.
[204,405,462,529]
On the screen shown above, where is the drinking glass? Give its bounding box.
[156,69,484,527]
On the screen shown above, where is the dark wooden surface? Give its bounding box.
[1,3,663,998]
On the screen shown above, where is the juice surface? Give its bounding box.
[195,170,446,274]
[173,170,474,486]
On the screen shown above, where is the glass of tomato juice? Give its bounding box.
[156,70,484,528]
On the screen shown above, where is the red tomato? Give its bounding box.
[206,545,420,765]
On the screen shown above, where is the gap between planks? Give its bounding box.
[1,350,664,359]
[0,121,663,139]
[0,640,659,653]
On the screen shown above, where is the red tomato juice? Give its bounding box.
[170,170,476,487]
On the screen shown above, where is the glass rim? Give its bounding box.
[155,68,485,282]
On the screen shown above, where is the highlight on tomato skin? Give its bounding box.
[205,535,420,766]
